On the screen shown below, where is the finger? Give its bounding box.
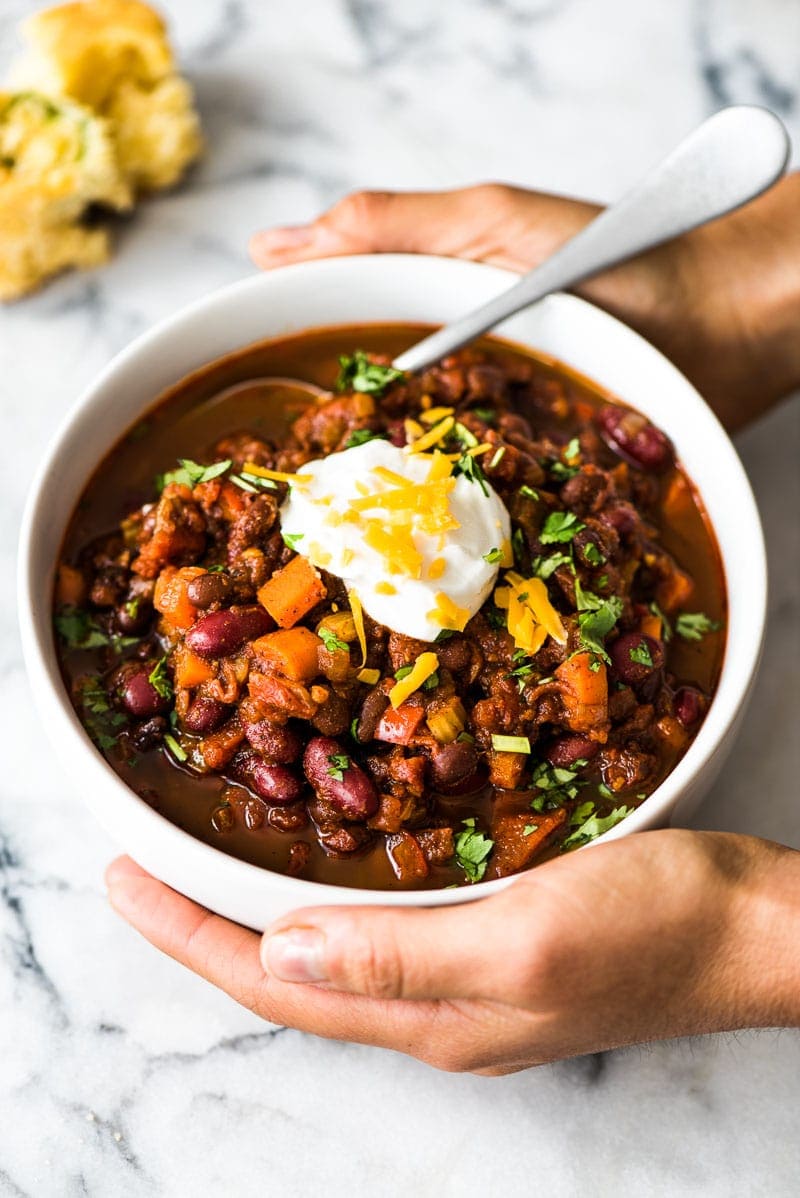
[249,184,598,273]
[261,884,543,1003]
[105,857,460,1055]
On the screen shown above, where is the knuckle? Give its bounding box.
[329,189,395,232]
[471,181,517,211]
[340,925,405,1000]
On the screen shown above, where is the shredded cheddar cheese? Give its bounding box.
[406,415,455,454]
[419,405,455,426]
[494,571,567,653]
[375,581,397,594]
[242,462,311,485]
[427,591,471,631]
[388,651,439,708]
[348,589,367,666]
[428,557,446,580]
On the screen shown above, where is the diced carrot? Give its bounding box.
[640,612,662,639]
[251,627,322,682]
[375,703,425,746]
[555,652,609,734]
[55,563,86,608]
[173,642,215,689]
[386,831,430,882]
[257,556,327,628]
[153,566,205,632]
[217,480,250,522]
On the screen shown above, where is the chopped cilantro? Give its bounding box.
[435,628,456,642]
[562,805,633,850]
[583,542,605,567]
[327,752,350,782]
[207,564,227,574]
[350,715,360,741]
[531,550,572,580]
[282,531,305,551]
[629,641,653,667]
[344,428,387,450]
[157,458,231,491]
[394,665,413,681]
[540,510,585,544]
[336,351,404,396]
[549,460,580,481]
[319,627,349,654]
[675,611,722,641]
[147,657,173,702]
[454,818,494,883]
[483,546,502,565]
[55,608,139,652]
[423,671,440,691]
[472,406,495,423]
[123,597,140,620]
[485,606,506,630]
[512,527,528,567]
[529,759,587,808]
[453,451,489,496]
[577,596,623,663]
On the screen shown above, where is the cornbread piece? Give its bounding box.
[9,0,202,191]
[0,89,131,300]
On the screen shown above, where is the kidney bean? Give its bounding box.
[545,734,600,769]
[303,736,379,820]
[386,419,406,447]
[186,572,232,609]
[243,719,303,763]
[230,750,303,804]
[674,686,706,729]
[184,696,230,735]
[186,605,273,659]
[117,665,170,719]
[597,405,673,473]
[609,632,666,688]
[430,741,479,791]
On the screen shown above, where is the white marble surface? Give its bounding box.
[2,0,800,1194]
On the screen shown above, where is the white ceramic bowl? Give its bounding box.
[18,255,766,929]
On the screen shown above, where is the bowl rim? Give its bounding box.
[17,253,767,910]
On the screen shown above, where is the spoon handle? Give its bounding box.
[393,105,790,375]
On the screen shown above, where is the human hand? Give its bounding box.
[250,176,800,431]
[106,830,800,1074]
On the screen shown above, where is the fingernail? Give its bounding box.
[251,223,315,250]
[262,928,328,983]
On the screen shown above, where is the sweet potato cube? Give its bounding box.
[257,556,327,628]
[251,627,322,682]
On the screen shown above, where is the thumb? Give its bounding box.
[260,886,541,1003]
[249,184,596,273]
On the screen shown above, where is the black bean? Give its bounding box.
[186,605,273,659]
[187,572,232,609]
[355,687,389,743]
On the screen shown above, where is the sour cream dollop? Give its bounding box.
[279,440,511,642]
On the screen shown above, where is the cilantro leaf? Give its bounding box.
[344,428,387,450]
[531,550,572,580]
[157,458,231,491]
[336,351,404,396]
[583,541,605,567]
[675,611,723,641]
[453,451,489,496]
[55,608,109,649]
[577,596,623,663]
[562,805,633,851]
[540,510,585,544]
[649,601,672,642]
[327,752,350,782]
[483,547,502,564]
[628,641,653,667]
[282,531,304,551]
[454,818,494,883]
[319,627,349,654]
[147,656,173,702]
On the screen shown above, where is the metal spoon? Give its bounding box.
[257,104,790,401]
